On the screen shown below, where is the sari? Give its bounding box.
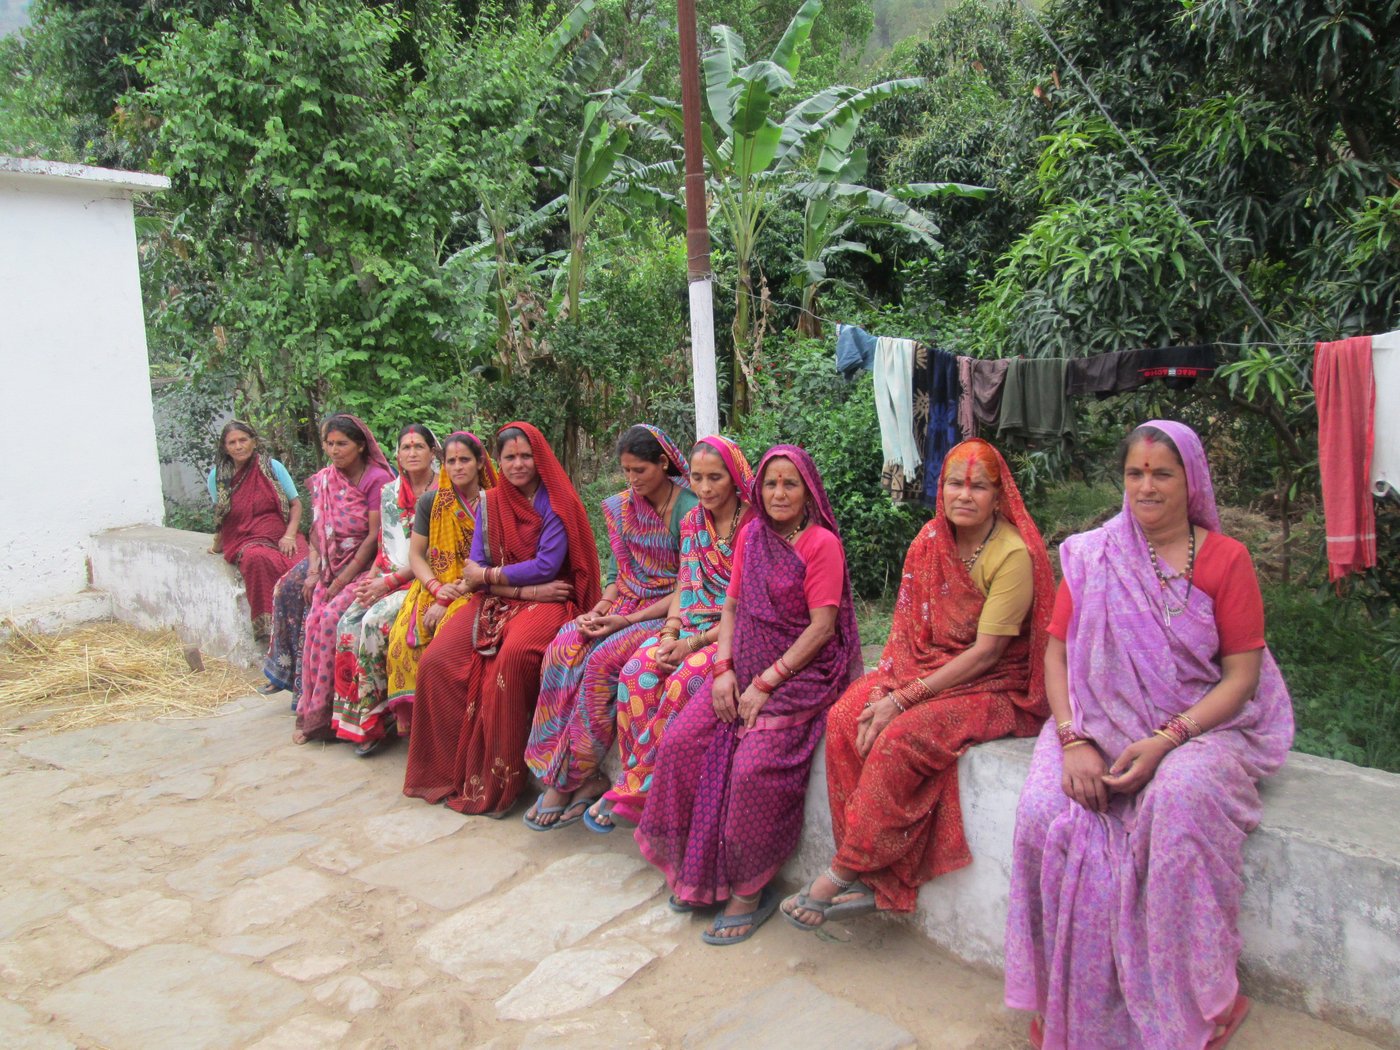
[384,441,499,734]
[295,418,395,738]
[214,450,306,638]
[403,422,600,816]
[825,439,1054,911]
[605,435,754,824]
[525,424,691,793]
[635,445,861,904]
[330,472,431,745]
[1004,421,1294,1050]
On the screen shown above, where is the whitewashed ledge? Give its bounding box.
[782,736,1400,1048]
[88,526,265,670]
[79,526,1400,1045]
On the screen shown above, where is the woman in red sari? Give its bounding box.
[207,421,306,640]
[403,421,601,817]
[783,438,1053,928]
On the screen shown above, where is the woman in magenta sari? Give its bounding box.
[207,421,306,640]
[1004,421,1293,1050]
[636,445,861,945]
[292,414,395,745]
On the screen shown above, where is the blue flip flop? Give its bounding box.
[522,794,569,832]
[523,792,598,832]
[701,886,779,946]
[582,800,616,834]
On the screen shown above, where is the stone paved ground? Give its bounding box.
[1,695,1388,1050]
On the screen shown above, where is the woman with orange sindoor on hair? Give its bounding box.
[1004,421,1293,1050]
[784,438,1053,930]
[403,422,600,818]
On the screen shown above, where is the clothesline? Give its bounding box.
[718,280,1322,353]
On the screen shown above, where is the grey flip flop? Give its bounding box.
[701,886,779,946]
[781,879,877,931]
[521,794,569,832]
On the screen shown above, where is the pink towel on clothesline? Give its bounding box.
[1314,336,1376,581]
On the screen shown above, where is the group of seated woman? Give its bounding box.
[210,413,1291,1049]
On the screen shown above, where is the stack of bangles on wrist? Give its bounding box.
[658,617,682,642]
[890,678,933,713]
[753,656,795,695]
[1057,720,1090,750]
[1153,712,1202,749]
[713,657,734,677]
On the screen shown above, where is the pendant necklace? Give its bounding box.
[960,514,998,572]
[1146,527,1196,625]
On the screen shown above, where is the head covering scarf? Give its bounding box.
[490,421,601,614]
[633,423,690,483]
[1126,419,1221,530]
[694,434,754,496]
[212,421,289,531]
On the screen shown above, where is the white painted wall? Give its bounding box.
[0,157,169,610]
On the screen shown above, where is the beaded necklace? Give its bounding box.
[1146,527,1196,626]
[959,513,998,572]
[713,500,743,552]
[781,505,811,545]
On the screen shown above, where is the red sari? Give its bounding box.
[403,422,601,816]
[825,440,1054,912]
[217,456,306,637]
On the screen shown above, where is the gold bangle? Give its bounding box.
[1056,719,1074,731]
[1061,739,1090,750]
[1152,729,1181,748]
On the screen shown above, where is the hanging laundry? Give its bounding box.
[1314,336,1376,581]
[836,323,879,380]
[874,336,923,502]
[1136,344,1218,389]
[1066,348,1146,398]
[997,358,1076,441]
[923,347,962,505]
[970,358,1011,427]
[956,356,977,439]
[1370,330,1400,499]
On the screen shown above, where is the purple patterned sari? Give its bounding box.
[635,445,861,904]
[1004,420,1293,1050]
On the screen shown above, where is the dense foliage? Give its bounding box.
[3,0,1399,768]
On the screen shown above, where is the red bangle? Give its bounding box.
[435,596,453,607]
[752,673,777,694]
[775,657,794,679]
[714,657,734,676]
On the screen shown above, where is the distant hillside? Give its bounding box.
[867,0,954,54]
[1,0,31,38]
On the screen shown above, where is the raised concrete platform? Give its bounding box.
[89,526,264,670]
[784,737,1400,1047]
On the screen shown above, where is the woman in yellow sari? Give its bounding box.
[382,431,498,754]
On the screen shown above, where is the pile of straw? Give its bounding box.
[0,621,260,734]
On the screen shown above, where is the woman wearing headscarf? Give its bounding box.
[331,423,441,754]
[522,424,696,830]
[785,438,1054,929]
[382,431,498,747]
[403,422,600,817]
[1004,421,1294,1050]
[208,420,306,641]
[586,434,754,833]
[636,445,861,945]
[291,414,396,745]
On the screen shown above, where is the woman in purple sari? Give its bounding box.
[636,445,861,945]
[1004,421,1293,1050]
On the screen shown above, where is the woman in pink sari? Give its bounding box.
[292,414,395,745]
[636,445,861,945]
[1004,421,1293,1050]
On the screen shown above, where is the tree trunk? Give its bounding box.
[730,260,752,420]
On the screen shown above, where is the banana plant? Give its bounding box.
[648,0,933,417]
